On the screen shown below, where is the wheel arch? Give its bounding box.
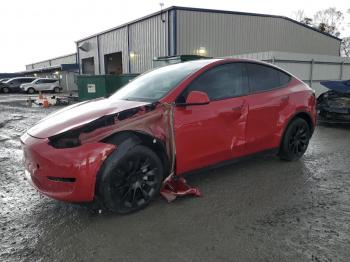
[94,130,170,209]
[101,130,170,178]
[279,111,315,149]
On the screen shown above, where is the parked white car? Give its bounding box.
[20,78,61,94]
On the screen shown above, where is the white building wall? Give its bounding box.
[78,37,100,74]
[98,27,129,74]
[230,51,350,96]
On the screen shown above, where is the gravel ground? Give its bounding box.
[0,94,350,262]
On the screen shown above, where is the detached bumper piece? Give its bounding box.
[160,175,201,202]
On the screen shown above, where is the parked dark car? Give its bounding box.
[0,77,37,93]
[317,80,350,123]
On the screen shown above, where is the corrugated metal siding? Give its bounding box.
[344,65,350,79]
[98,27,129,74]
[76,13,169,74]
[27,54,77,70]
[31,61,50,69]
[51,54,77,65]
[61,71,77,91]
[129,13,168,73]
[176,10,340,57]
[78,37,99,74]
[276,62,311,80]
[314,64,341,80]
[168,10,176,56]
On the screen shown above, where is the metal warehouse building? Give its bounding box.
[76,6,341,75]
[24,53,78,91]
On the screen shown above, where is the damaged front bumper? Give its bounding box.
[21,133,115,202]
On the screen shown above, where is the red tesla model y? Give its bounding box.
[21,58,316,213]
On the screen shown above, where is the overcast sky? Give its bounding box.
[0,0,349,72]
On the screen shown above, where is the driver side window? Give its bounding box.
[177,63,247,103]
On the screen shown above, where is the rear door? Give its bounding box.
[244,63,292,154]
[174,63,249,174]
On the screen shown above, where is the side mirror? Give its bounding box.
[185,91,210,105]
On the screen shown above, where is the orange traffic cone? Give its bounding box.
[43,97,49,108]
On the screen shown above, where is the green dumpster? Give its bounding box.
[77,74,139,101]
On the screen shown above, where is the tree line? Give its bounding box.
[293,8,350,56]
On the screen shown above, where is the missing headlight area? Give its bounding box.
[48,103,159,149]
[48,131,81,148]
[48,115,114,149]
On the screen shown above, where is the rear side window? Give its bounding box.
[279,71,291,86]
[9,80,19,85]
[180,63,247,101]
[246,63,290,93]
[20,78,35,83]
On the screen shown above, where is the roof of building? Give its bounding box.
[26,53,77,68]
[75,6,341,43]
[21,64,79,74]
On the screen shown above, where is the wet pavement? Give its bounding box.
[1,94,350,262]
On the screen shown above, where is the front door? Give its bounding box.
[174,63,249,174]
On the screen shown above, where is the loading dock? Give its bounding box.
[82,57,95,75]
[104,52,123,75]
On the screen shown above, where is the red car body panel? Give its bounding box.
[174,96,248,174]
[20,58,317,203]
[21,133,116,202]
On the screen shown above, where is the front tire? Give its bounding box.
[98,144,163,214]
[279,118,310,161]
[27,88,35,94]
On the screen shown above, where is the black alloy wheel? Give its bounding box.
[288,122,308,156]
[99,145,163,214]
[279,118,311,161]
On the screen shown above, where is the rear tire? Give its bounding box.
[53,87,60,93]
[27,88,35,94]
[98,144,163,214]
[279,118,310,161]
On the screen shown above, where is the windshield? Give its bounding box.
[110,60,215,102]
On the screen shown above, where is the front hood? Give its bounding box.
[27,98,151,139]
